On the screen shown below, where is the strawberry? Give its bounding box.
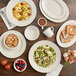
[16,66,20,70]
[19,60,22,64]
[15,61,18,64]
[20,68,23,71]
[22,61,25,64]
[1,59,8,66]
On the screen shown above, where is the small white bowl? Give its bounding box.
[24,25,40,41]
[3,33,20,49]
[13,59,27,72]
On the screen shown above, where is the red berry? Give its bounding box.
[22,61,25,64]
[16,66,19,70]
[20,68,23,71]
[15,61,18,64]
[23,65,25,68]
[19,60,22,64]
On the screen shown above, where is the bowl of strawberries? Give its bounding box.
[13,59,27,72]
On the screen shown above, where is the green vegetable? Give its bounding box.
[34,45,56,67]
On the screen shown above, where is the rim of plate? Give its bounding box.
[6,0,37,27]
[42,0,65,19]
[39,0,69,23]
[0,30,26,58]
[56,20,76,48]
[28,40,61,73]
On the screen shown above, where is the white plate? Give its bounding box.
[0,30,26,58]
[6,0,37,27]
[39,0,69,23]
[24,25,40,41]
[29,40,61,73]
[42,0,65,19]
[56,20,76,48]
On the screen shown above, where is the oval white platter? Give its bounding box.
[0,30,26,58]
[42,0,65,19]
[29,40,61,73]
[39,0,69,23]
[56,20,76,48]
[6,0,37,27]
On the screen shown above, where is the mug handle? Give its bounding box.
[50,26,54,32]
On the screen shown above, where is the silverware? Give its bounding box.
[0,10,11,27]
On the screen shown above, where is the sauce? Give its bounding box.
[38,18,46,26]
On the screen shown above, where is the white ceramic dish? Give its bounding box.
[39,0,69,23]
[0,30,26,58]
[24,25,40,41]
[14,59,27,72]
[3,33,20,49]
[56,20,76,48]
[42,0,65,19]
[6,0,37,27]
[29,40,61,73]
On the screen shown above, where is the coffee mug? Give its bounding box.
[43,27,54,38]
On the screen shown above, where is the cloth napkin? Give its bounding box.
[0,7,16,30]
[46,64,63,76]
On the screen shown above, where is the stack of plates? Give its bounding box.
[39,0,69,23]
[0,30,26,58]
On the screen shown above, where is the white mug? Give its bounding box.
[43,27,54,38]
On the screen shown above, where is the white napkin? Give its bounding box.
[46,64,63,76]
[0,7,16,30]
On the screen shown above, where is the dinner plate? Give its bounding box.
[39,0,69,23]
[56,20,76,48]
[6,0,37,27]
[29,40,61,73]
[0,30,26,58]
[42,0,65,19]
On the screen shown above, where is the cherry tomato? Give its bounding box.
[4,64,11,71]
[20,12,23,15]
[28,7,31,10]
[28,13,31,16]
[19,17,24,21]
[1,59,8,66]
[21,3,23,5]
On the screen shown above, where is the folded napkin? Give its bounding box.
[0,7,16,30]
[46,64,63,76]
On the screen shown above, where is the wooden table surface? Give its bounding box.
[0,0,76,76]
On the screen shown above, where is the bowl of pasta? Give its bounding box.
[6,0,37,27]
